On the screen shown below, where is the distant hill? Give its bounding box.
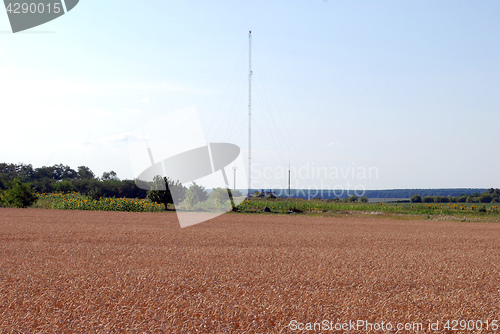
[358,188,487,199]
[251,188,488,200]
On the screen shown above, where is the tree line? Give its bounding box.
[361,188,488,199]
[0,163,147,199]
[0,162,243,210]
[410,189,500,204]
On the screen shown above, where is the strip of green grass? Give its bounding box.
[235,198,500,219]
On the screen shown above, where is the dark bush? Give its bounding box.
[267,193,277,199]
[1,178,38,208]
[439,196,450,203]
[410,195,422,203]
[88,187,102,201]
[253,191,264,198]
[422,196,434,203]
[479,193,493,203]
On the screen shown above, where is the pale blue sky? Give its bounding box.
[1,0,499,190]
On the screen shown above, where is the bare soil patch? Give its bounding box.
[1,208,499,333]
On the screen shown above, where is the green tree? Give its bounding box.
[479,193,493,203]
[466,196,476,203]
[0,163,17,186]
[359,196,369,203]
[54,180,74,193]
[349,195,358,202]
[88,187,103,201]
[101,171,119,181]
[100,180,121,197]
[438,196,450,203]
[184,188,199,208]
[33,166,56,180]
[77,166,95,180]
[410,194,422,203]
[52,164,78,180]
[210,188,230,204]
[184,182,209,208]
[32,177,56,193]
[72,178,99,195]
[147,176,187,210]
[1,178,38,208]
[422,196,434,203]
[190,182,208,202]
[15,163,34,181]
[118,180,148,199]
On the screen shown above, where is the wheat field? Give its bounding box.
[0,208,499,333]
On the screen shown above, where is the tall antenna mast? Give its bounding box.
[248,30,252,196]
[288,162,291,198]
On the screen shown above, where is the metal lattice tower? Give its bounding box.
[248,30,252,196]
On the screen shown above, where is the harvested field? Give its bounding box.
[0,208,499,333]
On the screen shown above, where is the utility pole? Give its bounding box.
[248,30,252,197]
[233,165,237,190]
[288,163,291,198]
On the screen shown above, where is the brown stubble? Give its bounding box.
[0,208,499,333]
